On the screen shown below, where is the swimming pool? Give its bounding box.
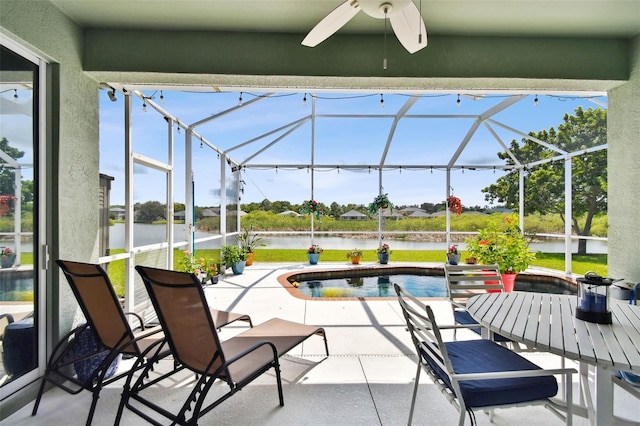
[281,266,576,299]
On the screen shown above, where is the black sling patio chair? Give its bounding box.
[116,265,328,425]
[32,260,252,426]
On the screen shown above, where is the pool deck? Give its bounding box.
[6,262,638,426]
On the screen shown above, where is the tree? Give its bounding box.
[173,202,185,213]
[482,107,607,254]
[0,137,27,215]
[135,201,166,223]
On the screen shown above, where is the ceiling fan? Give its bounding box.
[301,0,427,54]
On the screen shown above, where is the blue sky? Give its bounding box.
[99,91,607,210]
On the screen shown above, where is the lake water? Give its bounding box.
[108,223,608,254]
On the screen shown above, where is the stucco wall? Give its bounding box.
[1,0,101,330]
[608,35,640,283]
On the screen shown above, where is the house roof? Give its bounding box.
[278,210,302,217]
[340,209,369,218]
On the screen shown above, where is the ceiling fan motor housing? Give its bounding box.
[360,0,411,19]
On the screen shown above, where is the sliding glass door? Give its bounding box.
[0,40,41,394]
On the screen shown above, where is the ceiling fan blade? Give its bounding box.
[389,1,427,53]
[301,0,361,47]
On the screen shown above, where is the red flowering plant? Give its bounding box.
[0,195,15,216]
[464,214,536,274]
[308,244,323,254]
[376,243,391,254]
[299,200,324,219]
[447,195,462,215]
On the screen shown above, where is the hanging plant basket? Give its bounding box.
[447,195,463,215]
[368,193,393,215]
[299,200,324,219]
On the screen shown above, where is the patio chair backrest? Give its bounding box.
[135,265,225,374]
[57,260,137,355]
[444,263,504,301]
[394,283,455,379]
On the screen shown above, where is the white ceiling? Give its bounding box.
[51,0,640,39]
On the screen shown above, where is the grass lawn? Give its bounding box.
[106,248,607,297]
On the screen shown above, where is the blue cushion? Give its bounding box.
[453,310,511,342]
[421,339,558,408]
[72,326,120,382]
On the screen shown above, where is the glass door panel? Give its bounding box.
[0,44,38,388]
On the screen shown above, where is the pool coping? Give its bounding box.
[277,264,579,301]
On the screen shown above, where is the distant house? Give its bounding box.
[110,207,125,220]
[174,210,186,220]
[399,207,426,216]
[407,210,434,218]
[201,208,219,217]
[374,209,404,219]
[278,210,302,217]
[339,209,369,221]
[382,209,404,220]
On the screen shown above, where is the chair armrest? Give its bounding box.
[224,340,279,367]
[0,313,15,323]
[455,367,577,382]
[124,312,145,331]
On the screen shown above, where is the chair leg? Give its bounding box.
[275,360,284,406]
[408,362,422,425]
[31,376,48,416]
[114,385,128,426]
[321,330,329,356]
[85,391,100,426]
[458,410,467,426]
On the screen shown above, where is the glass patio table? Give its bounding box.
[466,292,640,426]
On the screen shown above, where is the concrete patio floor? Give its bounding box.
[4,262,639,425]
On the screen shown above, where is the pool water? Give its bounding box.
[296,274,575,298]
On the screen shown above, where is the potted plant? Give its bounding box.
[0,247,15,268]
[222,245,246,275]
[238,226,264,266]
[307,244,323,265]
[376,244,391,264]
[204,261,219,284]
[464,214,537,291]
[368,193,393,216]
[179,251,219,284]
[446,245,461,265]
[346,249,363,264]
